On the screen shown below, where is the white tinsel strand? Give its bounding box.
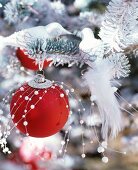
[84,60,123,140]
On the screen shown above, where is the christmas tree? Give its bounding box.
[0,0,138,169]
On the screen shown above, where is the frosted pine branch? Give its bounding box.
[4,0,36,24]
[108,53,130,79]
[99,0,138,53]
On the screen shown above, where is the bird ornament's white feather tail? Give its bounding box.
[84,60,123,140]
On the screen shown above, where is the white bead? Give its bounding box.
[12,115,15,119]
[83,108,85,111]
[60,85,63,89]
[97,146,105,153]
[14,103,16,106]
[23,121,28,126]
[129,104,132,107]
[20,67,24,71]
[39,97,42,100]
[78,109,81,112]
[30,105,35,109]
[22,115,25,118]
[59,150,62,154]
[60,93,64,98]
[24,110,27,113]
[70,111,72,115]
[81,154,86,158]
[20,95,22,98]
[4,147,9,152]
[80,120,84,125]
[2,138,6,143]
[67,139,69,142]
[34,91,39,95]
[101,141,108,148]
[102,156,108,163]
[61,141,65,145]
[8,151,11,154]
[7,131,10,135]
[20,87,24,91]
[71,88,74,92]
[25,96,29,100]
[90,95,97,101]
[66,105,69,108]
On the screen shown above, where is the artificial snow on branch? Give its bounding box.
[108,53,130,79]
[99,0,138,53]
[4,0,37,24]
[0,23,99,67]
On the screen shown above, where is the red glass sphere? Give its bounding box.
[10,83,69,137]
[16,48,51,70]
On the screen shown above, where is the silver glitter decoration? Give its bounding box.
[28,74,52,89]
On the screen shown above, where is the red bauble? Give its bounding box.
[16,48,51,70]
[10,83,69,137]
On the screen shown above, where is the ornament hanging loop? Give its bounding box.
[37,70,44,77]
[38,60,44,71]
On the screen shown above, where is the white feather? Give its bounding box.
[84,60,123,140]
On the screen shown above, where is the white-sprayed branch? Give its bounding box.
[99,0,138,53]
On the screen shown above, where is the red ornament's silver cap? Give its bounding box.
[28,74,52,89]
